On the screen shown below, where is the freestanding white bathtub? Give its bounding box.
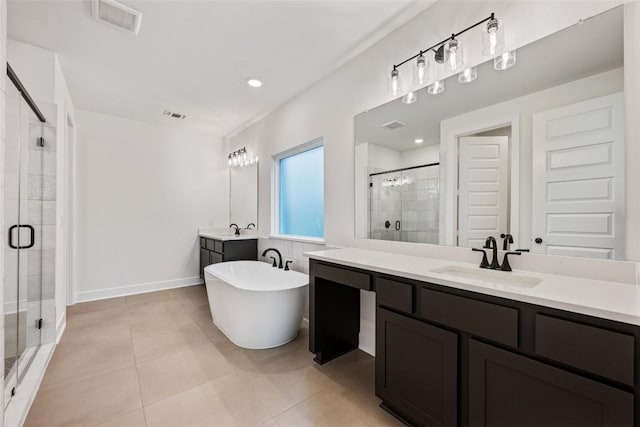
[204,261,309,349]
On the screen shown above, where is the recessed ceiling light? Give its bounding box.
[414,138,424,144]
[246,78,263,88]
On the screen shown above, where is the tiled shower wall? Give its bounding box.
[369,165,440,244]
[26,120,57,348]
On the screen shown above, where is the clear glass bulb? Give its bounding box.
[413,54,428,85]
[458,67,478,83]
[494,50,516,70]
[402,91,417,104]
[427,80,444,95]
[388,68,402,96]
[444,38,463,71]
[482,18,505,56]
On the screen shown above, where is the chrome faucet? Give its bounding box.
[229,223,240,236]
[484,236,500,269]
[262,248,283,269]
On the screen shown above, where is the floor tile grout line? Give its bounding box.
[129,302,150,426]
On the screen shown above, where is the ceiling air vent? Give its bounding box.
[163,110,186,120]
[91,0,142,35]
[381,120,407,130]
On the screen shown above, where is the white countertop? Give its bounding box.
[304,247,640,326]
[199,231,258,241]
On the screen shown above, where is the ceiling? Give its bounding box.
[355,5,624,152]
[7,0,430,136]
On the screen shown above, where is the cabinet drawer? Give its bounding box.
[315,263,371,290]
[200,237,206,248]
[376,278,413,314]
[420,289,518,347]
[210,252,223,264]
[205,239,215,251]
[214,240,224,254]
[535,315,634,386]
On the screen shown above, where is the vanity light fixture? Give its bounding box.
[494,50,517,70]
[387,13,508,96]
[458,66,478,83]
[444,36,464,71]
[413,53,429,85]
[427,80,444,95]
[388,68,402,96]
[228,147,258,168]
[402,91,417,104]
[482,17,505,56]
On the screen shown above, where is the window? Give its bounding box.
[275,142,324,239]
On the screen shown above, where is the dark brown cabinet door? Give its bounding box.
[209,251,223,265]
[468,339,633,427]
[376,308,457,427]
[199,248,209,278]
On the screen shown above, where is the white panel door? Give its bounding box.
[458,136,509,248]
[532,92,625,259]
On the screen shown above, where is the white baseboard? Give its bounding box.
[56,312,66,344]
[73,276,204,303]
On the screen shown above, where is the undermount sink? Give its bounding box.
[431,266,542,289]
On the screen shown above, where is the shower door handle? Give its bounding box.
[8,224,35,249]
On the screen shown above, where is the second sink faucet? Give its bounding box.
[230,223,240,236]
[262,248,283,269]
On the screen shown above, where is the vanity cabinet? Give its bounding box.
[199,237,257,278]
[468,339,633,427]
[309,259,640,427]
[376,308,457,427]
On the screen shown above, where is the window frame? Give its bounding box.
[271,137,325,243]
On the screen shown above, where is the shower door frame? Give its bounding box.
[4,62,48,405]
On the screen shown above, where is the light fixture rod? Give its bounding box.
[392,13,495,69]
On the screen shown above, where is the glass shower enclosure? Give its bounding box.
[369,163,440,244]
[3,64,49,407]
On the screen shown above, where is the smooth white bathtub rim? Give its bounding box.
[204,261,309,349]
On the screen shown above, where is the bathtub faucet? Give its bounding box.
[229,223,240,236]
[262,248,283,269]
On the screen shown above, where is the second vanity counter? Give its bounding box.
[306,247,640,427]
[305,247,640,326]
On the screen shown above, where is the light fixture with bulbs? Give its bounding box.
[414,138,424,144]
[494,50,517,70]
[387,13,516,97]
[246,78,263,88]
[427,80,444,95]
[402,91,417,104]
[458,67,478,83]
[228,147,258,168]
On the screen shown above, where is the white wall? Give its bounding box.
[400,144,439,168]
[73,110,228,302]
[228,1,635,355]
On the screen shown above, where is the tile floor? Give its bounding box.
[24,285,401,427]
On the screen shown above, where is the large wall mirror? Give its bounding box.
[355,6,626,260]
[230,163,258,228]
